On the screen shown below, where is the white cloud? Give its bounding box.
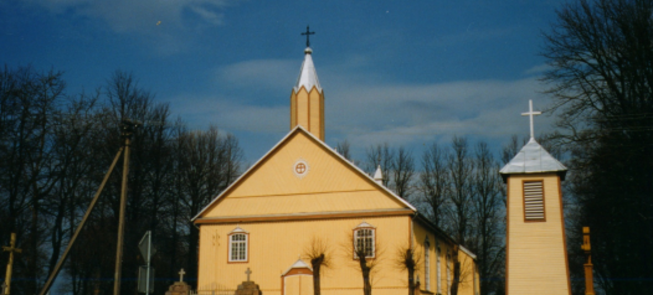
[216,59,298,92]
[524,63,553,75]
[29,0,234,34]
[325,78,555,150]
[166,57,558,160]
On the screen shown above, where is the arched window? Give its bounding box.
[436,241,442,294]
[424,236,431,291]
[353,222,375,259]
[228,227,249,262]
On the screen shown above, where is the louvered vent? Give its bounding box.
[524,181,545,220]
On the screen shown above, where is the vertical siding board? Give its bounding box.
[507,174,570,295]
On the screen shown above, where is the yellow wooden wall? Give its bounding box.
[412,223,477,295]
[506,173,570,295]
[202,131,406,218]
[198,215,411,295]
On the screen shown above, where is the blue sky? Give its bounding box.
[0,0,566,163]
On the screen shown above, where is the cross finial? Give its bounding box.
[178,268,186,282]
[521,99,541,139]
[245,267,252,281]
[301,25,315,47]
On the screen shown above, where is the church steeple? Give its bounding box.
[290,43,325,140]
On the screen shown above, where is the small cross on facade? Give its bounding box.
[521,99,542,139]
[301,26,315,47]
[245,267,252,282]
[178,268,186,283]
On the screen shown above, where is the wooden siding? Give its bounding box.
[197,216,411,295]
[202,131,406,218]
[506,173,570,295]
[412,222,478,295]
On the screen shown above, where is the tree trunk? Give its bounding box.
[311,254,324,295]
[451,249,461,295]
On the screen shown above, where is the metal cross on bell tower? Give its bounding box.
[301,25,315,47]
[521,99,542,139]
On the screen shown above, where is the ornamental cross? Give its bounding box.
[3,233,22,295]
[301,26,315,47]
[245,268,252,281]
[178,268,185,282]
[521,99,541,139]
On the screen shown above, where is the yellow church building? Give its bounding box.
[192,46,480,295]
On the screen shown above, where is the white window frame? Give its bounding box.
[424,236,431,291]
[228,227,249,262]
[447,250,452,295]
[353,222,376,259]
[436,241,442,294]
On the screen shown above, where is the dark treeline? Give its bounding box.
[0,66,243,294]
[542,0,653,294]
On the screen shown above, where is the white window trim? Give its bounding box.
[447,250,452,295]
[424,237,431,291]
[436,242,442,294]
[228,227,249,262]
[353,222,376,259]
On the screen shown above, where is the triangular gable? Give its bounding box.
[192,126,415,221]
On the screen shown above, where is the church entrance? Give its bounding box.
[281,259,314,295]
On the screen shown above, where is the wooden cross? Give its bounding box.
[301,26,315,47]
[2,233,22,295]
[581,227,595,295]
[521,99,541,139]
[245,267,252,282]
[178,268,186,283]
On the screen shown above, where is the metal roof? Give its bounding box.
[282,258,312,276]
[294,47,322,92]
[499,138,567,177]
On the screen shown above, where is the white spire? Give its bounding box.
[294,47,322,92]
[373,165,383,185]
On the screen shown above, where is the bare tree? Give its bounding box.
[365,143,394,187]
[542,0,653,293]
[304,237,332,295]
[346,231,382,295]
[391,147,414,200]
[395,245,421,295]
[446,136,474,246]
[470,141,504,295]
[420,142,449,228]
[336,139,354,162]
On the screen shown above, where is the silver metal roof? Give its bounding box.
[500,138,567,176]
[294,47,322,92]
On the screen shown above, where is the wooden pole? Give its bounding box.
[2,233,22,295]
[581,227,595,295]
[113,121,134,295]
[38,147,124,295]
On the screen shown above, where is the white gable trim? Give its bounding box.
[459,245,477,260]
[191,126,416,222]
[281,258,313,276]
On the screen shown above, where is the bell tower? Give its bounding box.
[290,26,325,140]
[500,100,571,295]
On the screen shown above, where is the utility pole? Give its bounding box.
[2,233,22,295]
[114,120,136,295]
[581,227,595,295]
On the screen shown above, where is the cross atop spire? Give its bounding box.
[521,99,541,139]
[301,26,315,47]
